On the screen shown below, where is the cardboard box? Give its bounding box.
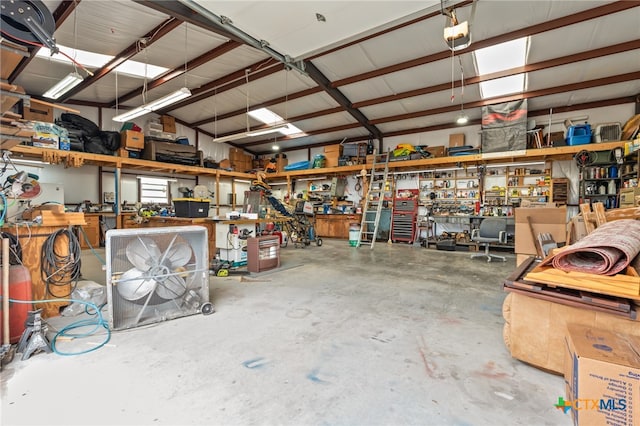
[514,206,566,256]
[564,324,640,425]
[503,292,640,375]
[366,154,375,164]
[22,103,53,122]
[160,115,176,134]
[568,216,587,244]
[324,152,340,168]
[228,147,245,160]
[324,144,343,155]
[620,187,640,207]
[231,160,252,172]
[120,130,144,150]
[449,133,465,147]
[30,121,59,149]
[276,157,288,172]
[219,159,231,169]
[425,146,446,158]
[58,127,70,151]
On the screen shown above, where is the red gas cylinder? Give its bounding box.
[0,265,33,344]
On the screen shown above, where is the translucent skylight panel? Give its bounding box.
[475,37,528,75]
[249,107,303,135]
[36,45,169,79]
[479,74,526,99]
[474,37,528,99]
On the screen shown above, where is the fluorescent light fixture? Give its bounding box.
[43,72,83,99]
[212,123,290,143]
[297,176,327,181]
[10,159,48,168]
[474,37,528,99]
[487,161,545,168]
[144,87,192,110]
[112,105,148,123]
[113,88,191,122]
[37,45,169,79]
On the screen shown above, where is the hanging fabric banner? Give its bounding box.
[481,99,528,153]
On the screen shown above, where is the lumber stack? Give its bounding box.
[525,263,640,300]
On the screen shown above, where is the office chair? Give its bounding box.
[471,217,507,262]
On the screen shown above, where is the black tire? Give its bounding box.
[316,238,323,247]
[201,302,215,315]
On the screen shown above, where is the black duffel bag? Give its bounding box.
[84,135,112,155]
[60,113,100,137]
[99,131,121,151]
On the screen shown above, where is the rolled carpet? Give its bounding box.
[541,219,640,275]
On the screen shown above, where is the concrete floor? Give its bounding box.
[1,239,568,426]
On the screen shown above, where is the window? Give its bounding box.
[139,177,170,204]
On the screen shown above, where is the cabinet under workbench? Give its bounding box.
[314,214,362,239]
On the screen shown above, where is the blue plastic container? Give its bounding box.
[283,160,310,171]
[566,124,592,146]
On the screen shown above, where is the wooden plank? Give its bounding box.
[30,98,80,114]
[580,203,597,234]
[0,42,28,80]
[606,207,640,221]
[525,264,640,300]
[593,202,607,227]
[22,209,86,226]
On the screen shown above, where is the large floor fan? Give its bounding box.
[106,226,212,331]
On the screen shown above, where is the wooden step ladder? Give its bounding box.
[357,151,392,249]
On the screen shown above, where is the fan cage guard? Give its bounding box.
[105,226,209,331]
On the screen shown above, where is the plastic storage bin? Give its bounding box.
[173,198,210,217]
[566,124,592,146]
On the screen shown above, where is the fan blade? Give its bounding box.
[156,274,187,300]
[163,242,193,268]
[126,237,161,271]
[117,268,156,301]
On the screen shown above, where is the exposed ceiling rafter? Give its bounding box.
[175,2,636,140]
[110,39,242,107]
[60,17,183,102]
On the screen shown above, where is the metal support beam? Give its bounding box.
[176,0,306,76]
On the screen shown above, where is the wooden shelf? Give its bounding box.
[9,145,254,178]
[9,141,629,184]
